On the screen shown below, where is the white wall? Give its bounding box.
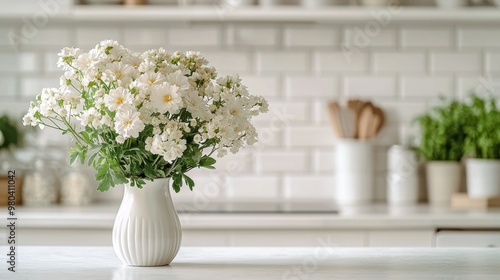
[1,19,498,202]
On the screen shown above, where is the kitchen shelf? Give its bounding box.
[1,6,500,22]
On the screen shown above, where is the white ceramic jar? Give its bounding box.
[387,145,419,205]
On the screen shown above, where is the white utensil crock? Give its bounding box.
[113,178,182,266]
[335,140,374,205]
[466,159,500,198]
[426,161,461,206]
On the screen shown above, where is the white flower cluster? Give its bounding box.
[24,40,268,162]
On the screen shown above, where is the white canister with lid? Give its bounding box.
[387,145,419,205]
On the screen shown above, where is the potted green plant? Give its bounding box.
[0,114,24,206]
[463,94,500,198]
[415,99,470,206]
[0,115,23,151]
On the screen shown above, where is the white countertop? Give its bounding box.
[2,203,500,230]
[0,246,499,279]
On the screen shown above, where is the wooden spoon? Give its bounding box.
[327,102,344,138]
[365,106,386,139]
[372,106,385,137]
[357,102,373,140]
[348,99,366,139]
[339,106,356,139]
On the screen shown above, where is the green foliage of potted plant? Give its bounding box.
[0,114,24,206]
[463,94,500,198]
[415,99,471,206]
[0,115,23,151]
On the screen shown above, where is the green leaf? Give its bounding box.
[96,163,109,180]
[183,174,195,191]
[97,173,113,192]
[87,152,99,167]
[144,164,156,180]
[200,156,216,167]
[80,148,87,165]
[69,149,79,165]
[172,173,182,193]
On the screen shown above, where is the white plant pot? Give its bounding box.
[466,159,500,198]
[113,178,181,266]
[335,140,374,206]
[426,161,461,206]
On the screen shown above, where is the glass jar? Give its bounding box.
[22,154,58,206]
[60,164,94,206]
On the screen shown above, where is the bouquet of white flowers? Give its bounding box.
[23,40,268,192]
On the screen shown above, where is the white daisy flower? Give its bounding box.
[150,83,182,114]
[104,87,133,112]
[114,110,145,139]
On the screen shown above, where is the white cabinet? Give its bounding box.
[368,230,434,247]
[435,231,500,248]
[12,228,437,247]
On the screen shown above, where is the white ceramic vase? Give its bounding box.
[113,178,182,267]
[426,161,461,206]
[466,159,500,199]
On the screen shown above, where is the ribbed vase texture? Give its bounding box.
[112,178,182,266]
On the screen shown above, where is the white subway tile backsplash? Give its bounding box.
[256,151,309,172]
[3,20,496,204]
[227,176,280,199]
[213,151,253,174]
[400,76,453,97]
[378,101,427,124]
[173,175,226,202]
[21,76,59,97]
[284,26,339,47]
[0,27,16,45]
[0,76,16,97]
[257,52,309,72]
[486,52,500,72]
[203,51,250,73]
[227,26,277,46]
[344,76,396,97]
[285,76,338,97]
[0,53,38,72]
[315,52,367,72]
[401,28,453,48]
[457,76,484,98]
[254,124,282,147]
[431,52,481,73]
[284,176,335,200]
[44,52,59,73]
[373,125,400,146]
[459,28,500,48]
[168,27,220,46]
[240,75,279,98]
[256,101,309,122]
[25,28,71,46]
[373,52,426,73]
[286,126,335,147]
[123,28,167,46]
[76,28,121,46]
[313,149,335,173]
[343,28,397,48]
